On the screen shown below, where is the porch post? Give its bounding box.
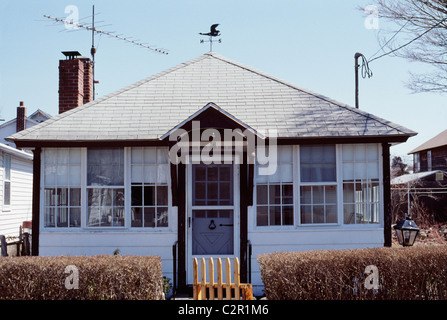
[177,163,187,289]
[239,154,248,283]
[32,147,41,256]
[382,143,392,247]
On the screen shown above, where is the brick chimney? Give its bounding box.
[80,57,93,104]
[16,101,26,132]
[58,51,93,114]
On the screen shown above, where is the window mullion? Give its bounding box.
[81,148,87,229]
[124,147,131,229]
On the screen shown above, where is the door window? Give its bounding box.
[191,164,234,255]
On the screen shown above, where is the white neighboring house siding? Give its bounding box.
[0,144,33,237]
[0,119,38,148]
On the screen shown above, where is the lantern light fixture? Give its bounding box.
[393,215,420,247]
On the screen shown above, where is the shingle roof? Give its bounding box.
[408,129,447,154]
[7,52,417,143]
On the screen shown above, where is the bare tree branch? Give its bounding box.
[366,0,447,93]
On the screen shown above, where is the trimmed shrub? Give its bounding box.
[258,246,447,300]
[0,255,164,300]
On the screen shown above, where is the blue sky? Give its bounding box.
[1,0,445,163]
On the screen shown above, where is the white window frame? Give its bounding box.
[252,143,383,230]
[297,144,340,226]
[254,145,295,229]
[3,154,11,210]
[85,147,126,229]
[340,144,383,227]
[129,147,170,229]
[41,147,172,231]
[41,148,82,229]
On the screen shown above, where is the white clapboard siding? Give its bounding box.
[246,205,384,295]
[39,231,178,280]
[0,147,33,238]
[248,227,383,295]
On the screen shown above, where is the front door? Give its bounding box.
[187,160,239,284]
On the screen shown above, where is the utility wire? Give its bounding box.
[357,53,373,79]
[368,18,413,61]
[368,17,447,63]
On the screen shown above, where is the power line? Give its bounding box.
[357,53,373,79]
[368,18,413,61]
[368,17,447,63]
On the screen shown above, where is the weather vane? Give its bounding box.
[199,24,221,52]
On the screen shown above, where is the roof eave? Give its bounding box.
[11,133,414,149]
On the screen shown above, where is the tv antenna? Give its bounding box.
[43,5,169,99]
[199,24,222,52]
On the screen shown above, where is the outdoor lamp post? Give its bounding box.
[393,215,420,247]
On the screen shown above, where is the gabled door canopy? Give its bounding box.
[160,102,265,141]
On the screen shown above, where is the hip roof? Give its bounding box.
[7,52,417,145]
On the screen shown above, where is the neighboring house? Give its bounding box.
[6,52,417,295]
[0,143,33,237]
[391,170,447,186]
[0,103,51,239]
[0,102,51,148]
[391,170,447,223]
[409,129,447,173]
[393,130,447,222]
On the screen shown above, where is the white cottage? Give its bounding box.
[7,52,416,295]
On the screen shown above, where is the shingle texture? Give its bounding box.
[7,52,416,143]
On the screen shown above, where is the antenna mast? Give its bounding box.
[91,5,96,100]
[44,7,168,99]
[43,11,169,55]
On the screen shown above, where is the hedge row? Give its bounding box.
[0,255,163,300]
[258,245,447,300]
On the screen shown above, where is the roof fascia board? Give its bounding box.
[13,134,409,149]
[0,143,33,160]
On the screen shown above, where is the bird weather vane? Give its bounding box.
[199,24,222,52]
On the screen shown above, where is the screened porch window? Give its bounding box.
[300,145,337,224]
[256,146,294,226]
[130,147,169,228]
[87,148,125,227]
[44,148,81,228]
[342,144,380,224]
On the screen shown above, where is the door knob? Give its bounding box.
[208,219,216,230]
